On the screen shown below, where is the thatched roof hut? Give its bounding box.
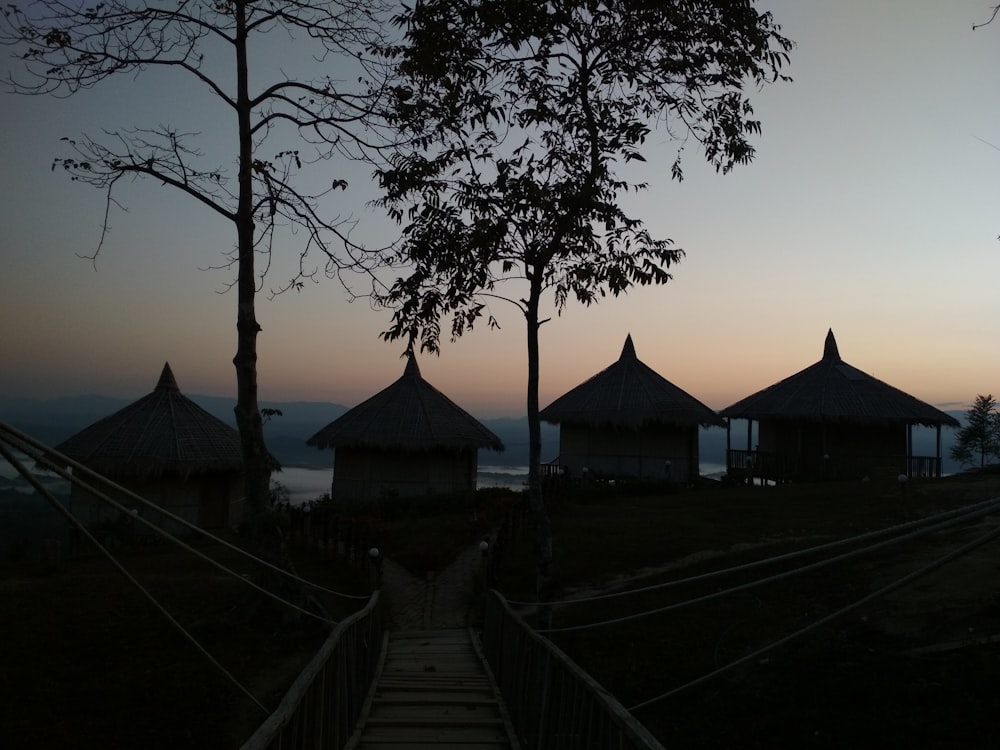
[56,363,243,478]
[307,355,503,500]
[720,329,959,481]
[539,335,723,482]
[55,363,245,529]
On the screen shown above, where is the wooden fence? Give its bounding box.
[240,591,385,750]
[481,494,527,587]
[482,590,666,750]
[277,502,384,568]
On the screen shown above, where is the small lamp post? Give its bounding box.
[368,546,382,591]
[479,537,491,592]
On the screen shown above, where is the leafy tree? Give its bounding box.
[951,394,1000,468]
[376,0,792,622]
[1,1,393,534]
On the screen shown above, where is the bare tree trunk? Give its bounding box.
[525,277,553,629]
[232,2,271,533]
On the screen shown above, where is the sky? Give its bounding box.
[1,0,998,419]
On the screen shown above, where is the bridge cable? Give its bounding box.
[507,496,1000,609]
[0,441,272,715]
[1,427,347,619]
[535,498,1000,633]
[31,449,335,624]
[0,421,368,600]
[628,519,1000,712]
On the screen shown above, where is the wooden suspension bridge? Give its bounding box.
[240,535,665,750]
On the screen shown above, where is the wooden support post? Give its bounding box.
[906,424,914,477]
[936,425,943,477]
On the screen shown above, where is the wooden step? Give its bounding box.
[372,692,499,706]
[346,628,518,750]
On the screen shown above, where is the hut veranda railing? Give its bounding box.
[727,448,945,483]
[482,590,665,750]
[240,591,385,750]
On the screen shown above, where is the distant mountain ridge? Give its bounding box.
[0,394,560,468]
[0,394,966,474]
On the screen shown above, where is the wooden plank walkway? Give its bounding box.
[346,629,518,749]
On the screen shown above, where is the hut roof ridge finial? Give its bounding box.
[823,329,841,361]
[156,362,179,391]
[402,350,421,379]
[620,334,637,360]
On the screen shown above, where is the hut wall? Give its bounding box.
[200,472,244,529]
[759,421,906,479]
[69,484,120,530]
[332,446,477,501]
[558,422,698,481]
[69,470,243,534]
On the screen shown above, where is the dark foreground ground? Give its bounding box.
[2,469,998,748]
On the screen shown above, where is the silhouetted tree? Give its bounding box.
[951,394,1000,468]
[376,0,793,623]
[1,1,393,532]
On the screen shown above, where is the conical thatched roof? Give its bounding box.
[539,335,725,428]
[54,363,244,479]
[307,355,504,452]
[719,330,960,427]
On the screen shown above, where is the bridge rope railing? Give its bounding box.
[482,589,665,750]
[629,517,1000,711]
[2,420,384,742]
[0,437,275,713]
[240,591,385,750]
[507,495,1000,611]
[494,493,999,717]
[0,420,368,600]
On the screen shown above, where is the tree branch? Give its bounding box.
[973,4,1000,30]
